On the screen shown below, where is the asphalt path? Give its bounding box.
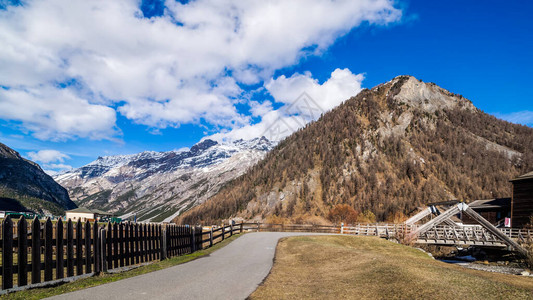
[48,232,329,300]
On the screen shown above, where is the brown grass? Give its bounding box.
[250,236,533,300]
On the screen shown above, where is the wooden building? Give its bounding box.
[511,171,533,228]
[466,198,511,226]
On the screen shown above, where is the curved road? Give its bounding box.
[49,232,327,300]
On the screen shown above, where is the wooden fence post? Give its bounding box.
[113,222,119,268]
[2,216,13,290]
[139,223,144,263]
[100,228,107,273]
[135,223,140,264]
[44,218,53,281]
[221,224,225,241]
[340,222,344,234]
[167,225,172,258]
[151,224,156,261]
[124,222,130,266]
[119,223,125,267]
[161,227,167,260]
[33,216,42,283]
[157,225,162,260]
[94,222,100,274]
[106,222,112,270]
[130,223,135,265]
[143,223,149,262]
[191,227,196,252]
[18,216,28,287]
[66,219,74,278]
[209,228,213,247]
[240,223,243,233]
[76,219,83,275]
[85,220,92,273]
[230,223,233,237]
[56,218,64,279]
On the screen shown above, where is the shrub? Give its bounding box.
[327,204,359,225]
[357,210,376,223]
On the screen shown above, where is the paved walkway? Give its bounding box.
[48,232,327,300]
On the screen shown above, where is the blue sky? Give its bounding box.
[0,0,531,174]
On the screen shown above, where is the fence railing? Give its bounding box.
[241,223,340,233]
[0,216,242,292]
[240,222,533,242]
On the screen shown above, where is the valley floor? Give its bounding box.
[250,235,533,299]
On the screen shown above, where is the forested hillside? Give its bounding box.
[177,76,533,225]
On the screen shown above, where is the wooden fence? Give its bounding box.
[0,216,241,291]
[241,223,340,233]
[240,222,533,242]
[4,217,531,292]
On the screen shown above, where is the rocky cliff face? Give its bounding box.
[0,142,76,214]
[55,137,275,222]
[178,75,533,225]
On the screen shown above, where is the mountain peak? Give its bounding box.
[177,76,533,225]
[190,139,218,153]
[0,142,22,159]
[374,75,476,113]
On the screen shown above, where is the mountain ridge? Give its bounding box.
[0,142,76,214]
[177,75,533,225]
[55,137,275,222]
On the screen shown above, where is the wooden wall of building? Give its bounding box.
[511,178,533,228]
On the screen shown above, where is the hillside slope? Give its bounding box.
[0,142,76,214]
[55,138,274,222]
[178,75,533,224]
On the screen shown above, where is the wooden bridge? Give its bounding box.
[340,202,532,255]
[338,223,532,248]
[244,203,532,256]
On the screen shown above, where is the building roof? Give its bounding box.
[91,209,113,216]
[511,171,533,182]
[468,198,511,210]
[66,207,94,214]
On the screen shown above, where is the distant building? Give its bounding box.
[510,171,533,228]
[65,207,114,222]
[65,207,95,222]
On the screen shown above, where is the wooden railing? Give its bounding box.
[0,217,242,292]
[241,223,340,233]
[240,222,533,243]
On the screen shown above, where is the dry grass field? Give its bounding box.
[250,235,533,300]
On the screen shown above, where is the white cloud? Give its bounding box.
[493,111,533,126]
[265,68,364,111]
[0,0,401,140]
[27,149,73,174]
[210,68,364,141]
[0,86,117,141]
[27,149,70,164]
[249,100,274,117]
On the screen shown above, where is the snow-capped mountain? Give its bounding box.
[54,137,275,222]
